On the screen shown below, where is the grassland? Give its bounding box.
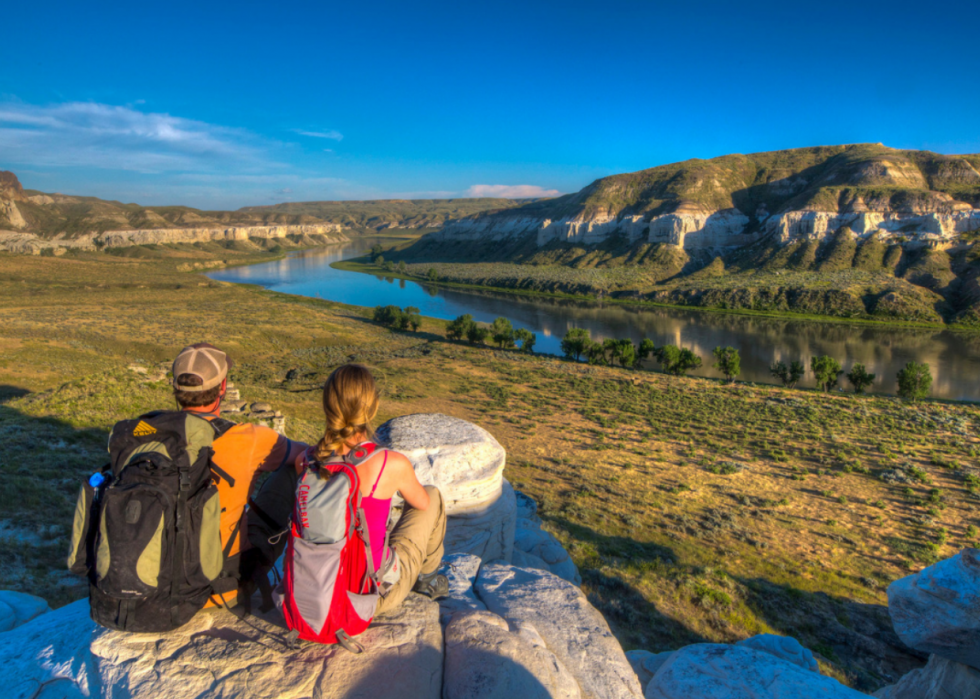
[1,246,978,691]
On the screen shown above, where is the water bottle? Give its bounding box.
[89,472,105,488]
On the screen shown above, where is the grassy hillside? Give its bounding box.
[449,144,980,225]
[239,198,531,231]
[1,246,978,691]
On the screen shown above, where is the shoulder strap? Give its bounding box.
[344,442,387,467]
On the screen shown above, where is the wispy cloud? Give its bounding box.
[0,100,276,174]
[465,184,561,199]
[293,129,343,141]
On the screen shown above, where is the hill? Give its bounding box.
[392,145,980,325]
[0,171,528,252]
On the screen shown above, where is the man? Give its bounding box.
[171,342,307,608]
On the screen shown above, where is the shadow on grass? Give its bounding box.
[733,575,925,692]
[0,399,109,607]
[544,514,710,652]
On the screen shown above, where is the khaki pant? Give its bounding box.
[376,485,446,615]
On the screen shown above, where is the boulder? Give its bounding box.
[437,552,487,625]
[444,610,581,699]
[514,518,581,585]
[872,654,980,699]
[222,399,248,413]
[736,634,819,673]
[378,414,516,562]
[645,644,869,699]
[476,562,643,699]
[887,547,980,670]
[625,651,673,695]
[250,401,273,413]
[0,590,50,632]
[0,593,442,699]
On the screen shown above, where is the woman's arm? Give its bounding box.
[391,453,430,511]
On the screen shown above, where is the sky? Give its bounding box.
[2,0,979,210]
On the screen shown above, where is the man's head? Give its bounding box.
[172,342,233,409]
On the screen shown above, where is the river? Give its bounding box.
[208,239,980,401]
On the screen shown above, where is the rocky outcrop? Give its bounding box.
[887,547,980,670]
[872,654,980,699]
[0,225,348,254]
[378,413,516,563]
[0,591,49,632]
[644,643,868,699]
[513,490,581,584]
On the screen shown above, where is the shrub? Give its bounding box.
[586,342,608,366]
[489,317,516,348]
[384,261,395,272]
[514,328,536,353]
[370,244,383,260]
[967,524,978,539]
[811,355,843,392]
[613,339,636,368]
[397,260,407,274]
[427,268,439,281]
[712,346,741,383]
[637,338,656,361]
[561,328,591,361]
[466,322,489,345]
[447,314,475,341]
[846,364,876,394]
[655,345,702,376]
[375,255,385,266]
[897,361,932,402]
[770,359,805,388]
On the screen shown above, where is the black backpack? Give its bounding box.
[67,410,236,632]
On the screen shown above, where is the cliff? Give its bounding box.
[421,145,980,254]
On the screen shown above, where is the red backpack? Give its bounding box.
[277,443,391,650]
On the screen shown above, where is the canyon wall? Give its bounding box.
[0,223,347,254]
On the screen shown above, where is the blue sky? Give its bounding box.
[2,1,978,209]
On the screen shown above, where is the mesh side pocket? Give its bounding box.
[290,537,344,635]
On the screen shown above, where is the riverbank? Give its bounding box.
[334,257,956,332]
[2,250,980,690]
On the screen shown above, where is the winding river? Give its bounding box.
[209,239,980,401]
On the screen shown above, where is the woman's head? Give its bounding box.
[315,363,380,459]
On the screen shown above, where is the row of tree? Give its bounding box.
[446,314,536,352]
[369,245,440,281]
[372,305,422,331]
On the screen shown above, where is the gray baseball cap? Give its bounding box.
[172,342,233,392]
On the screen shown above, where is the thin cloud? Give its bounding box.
[294,129,343,141]
[465,184,561,199]
[0,99,277,174]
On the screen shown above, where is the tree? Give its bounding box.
[770,360,805,388]
[846,363,876,394]
[585,342,608,365]
[375,255,385,267]
[446,314,474,341]
[811,355,843,392]
[383,261,395,272]
[637,338,657,361]
[712,346,741,383]
[397,260,407,274]
[561,328,591,361]
[655,345,702,376]
[489,317,515,348]
[466,323,489,345]
[427,268,439,281]
[514,328,536,353]
[615,339,636,368]
[373,305,403,327]
[405,306,422,332]
[897,361,932,402]
[370,244,383,260]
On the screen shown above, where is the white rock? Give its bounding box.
[887,547,980,670]
[736,634,819,673]
[625,650,673,695]
[0,590,50,632]
[872,654,980,699]
[514,518,581,585]
[646,644,869,699]
[0,593,442,699]
[476,562,644,699]
[438,552,487,625]
[378,414,516,562]
[444,610,581,699]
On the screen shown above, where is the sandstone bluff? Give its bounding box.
[1,414,977,698]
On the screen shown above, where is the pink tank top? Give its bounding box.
[360,450,392,572]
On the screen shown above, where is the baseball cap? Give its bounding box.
[172,342,233,392]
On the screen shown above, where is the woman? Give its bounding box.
[311,363,448,612]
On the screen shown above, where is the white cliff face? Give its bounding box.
[434,207,980,254]
[0,224,348,254]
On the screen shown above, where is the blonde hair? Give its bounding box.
[314,364,380,460]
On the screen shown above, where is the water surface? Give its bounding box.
[209,240,980,401]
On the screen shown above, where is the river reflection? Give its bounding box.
[208,240,980,401]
